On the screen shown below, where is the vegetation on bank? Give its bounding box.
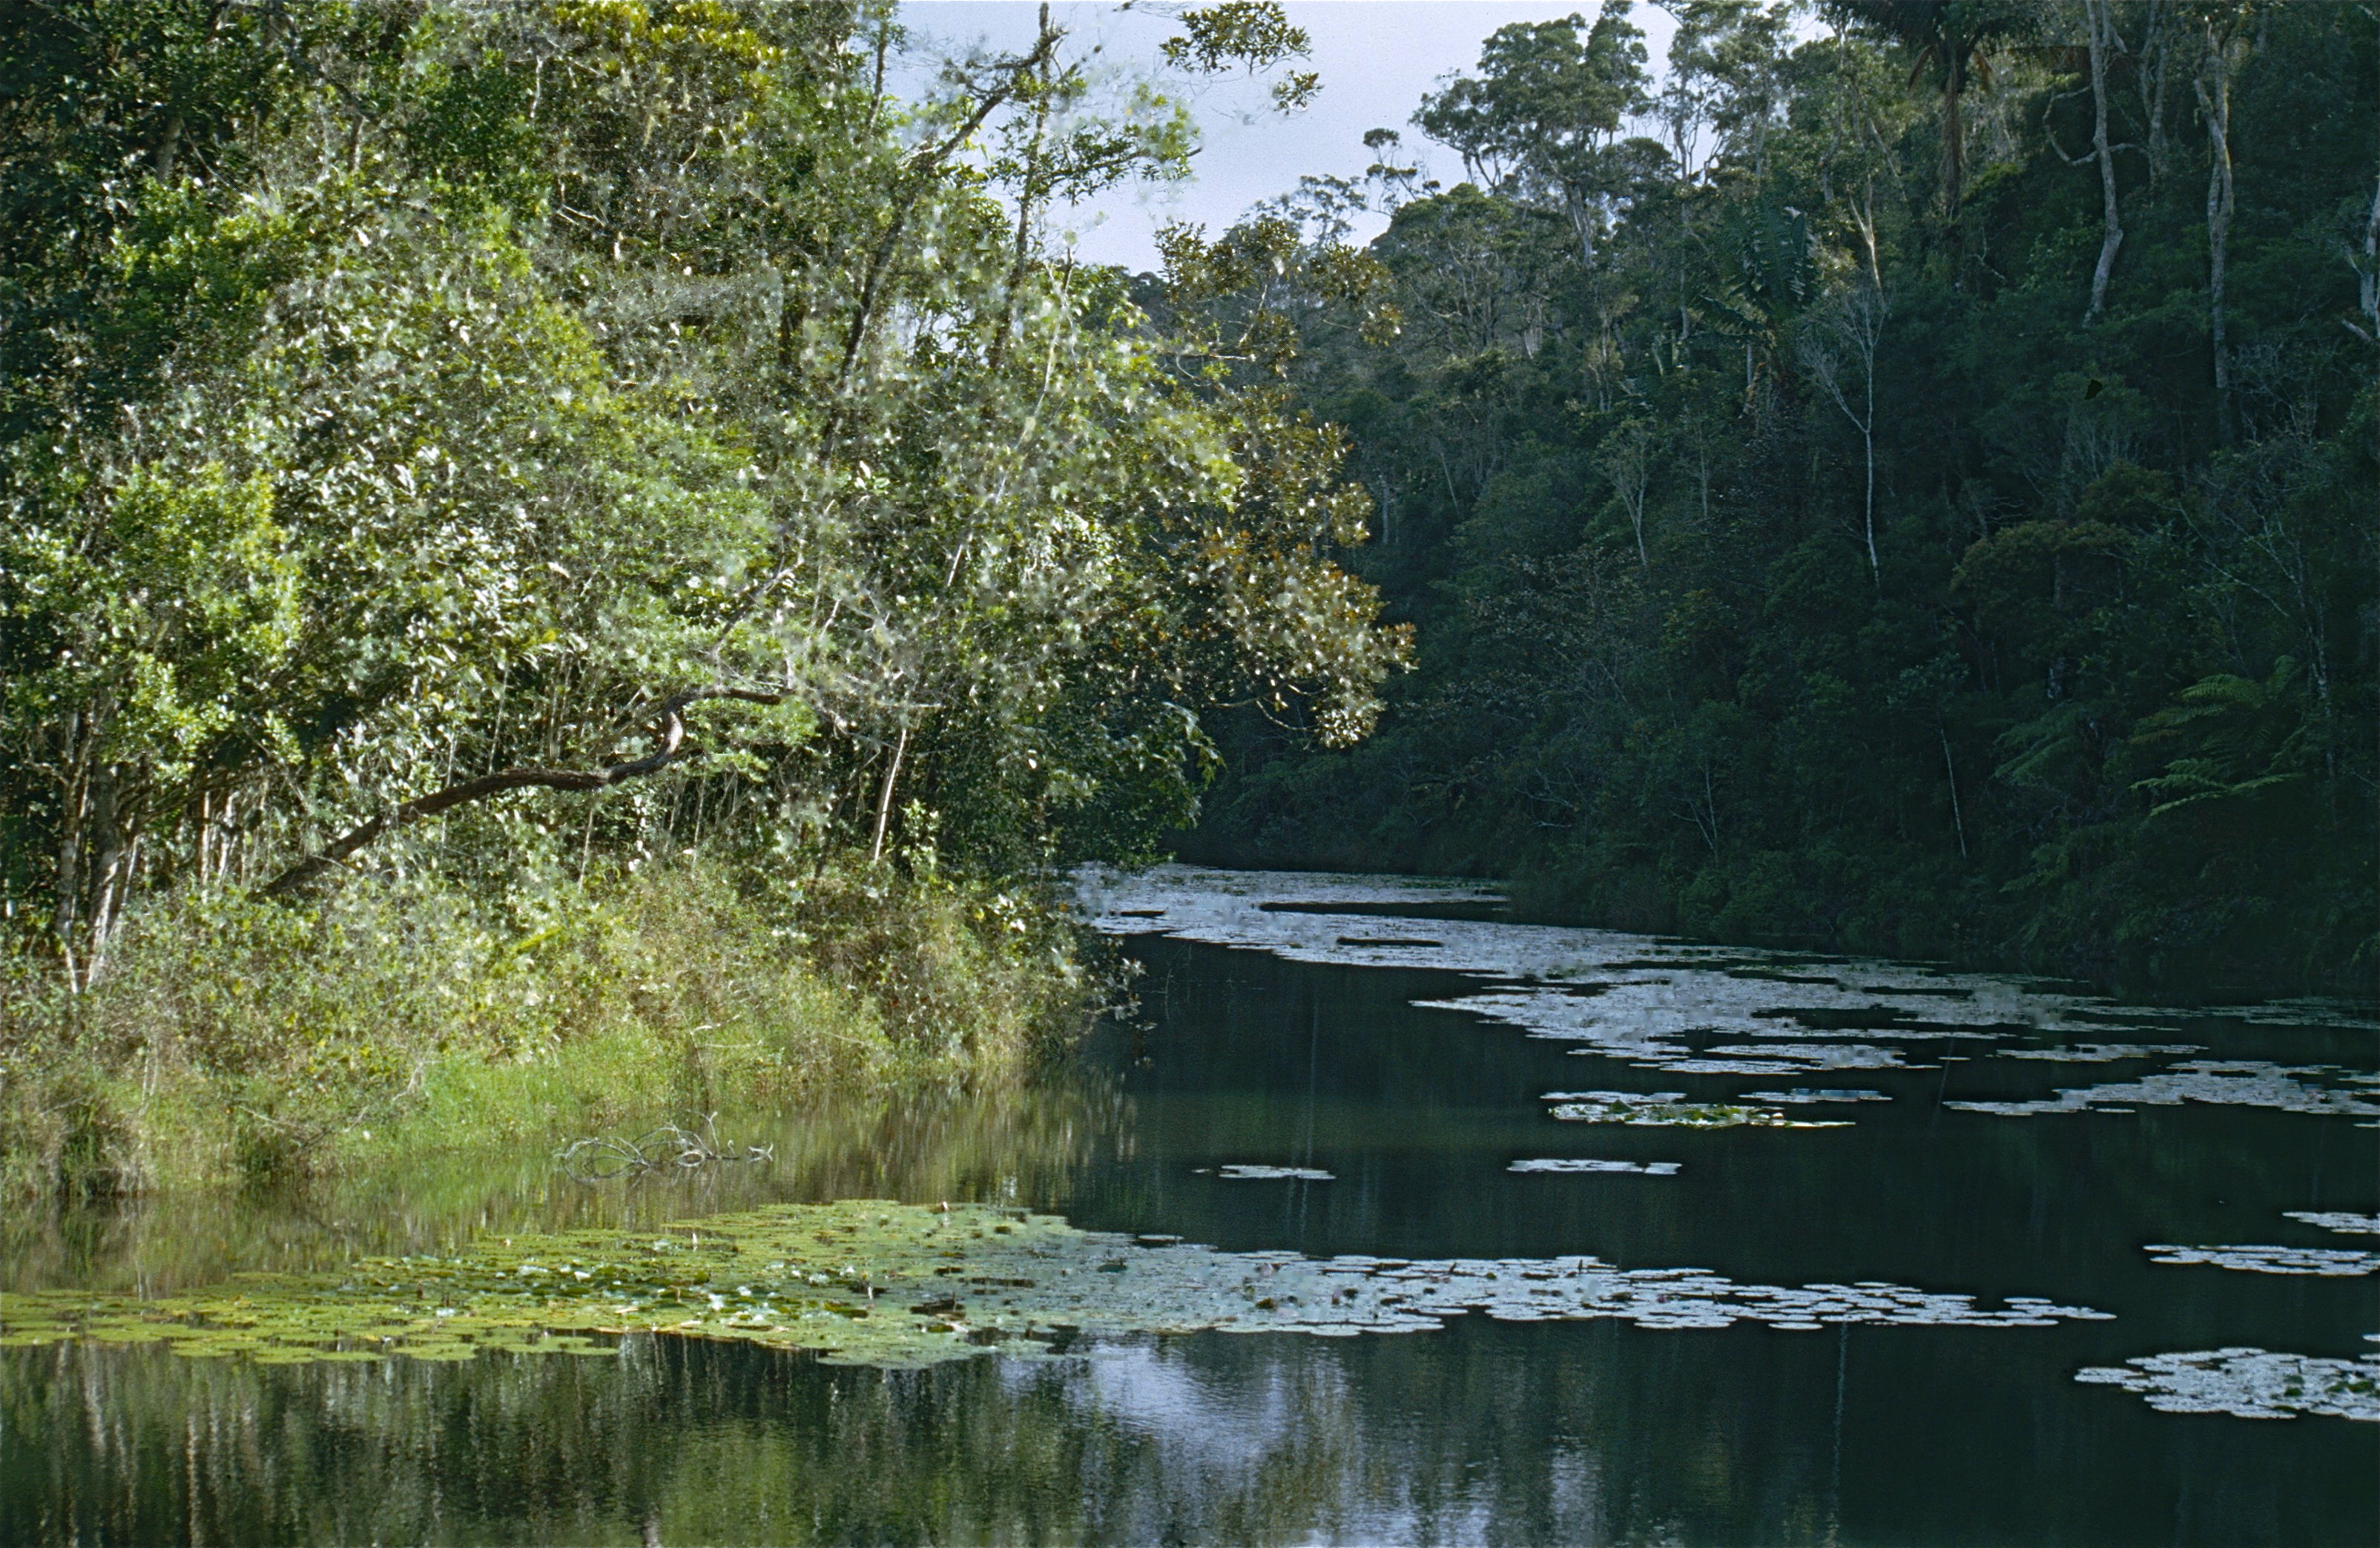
[0,862,1105,1199]
[1180,0,2377,996]
[0,1,1406,1197]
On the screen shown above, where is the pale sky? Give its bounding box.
[897,1,1685,272]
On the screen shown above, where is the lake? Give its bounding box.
[4,866,2374,1545]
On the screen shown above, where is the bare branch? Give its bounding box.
[260,688,788,897]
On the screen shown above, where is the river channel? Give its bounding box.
[4,866,2375,1545]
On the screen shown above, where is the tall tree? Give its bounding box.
[1833,1,2032,243]
[2191,0,2255,441]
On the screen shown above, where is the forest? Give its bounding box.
[1184,0,2377,995]
[0,0,1404,1193]
[0,0,2370,1198]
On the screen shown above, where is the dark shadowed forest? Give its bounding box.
[1181,0,2376,995]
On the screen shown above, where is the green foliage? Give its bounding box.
[1161,1,1319,112]
[0,0,1408,989]
[0,0,1418,1196]
[1188,0,2376,995]
[0,859,1104,1199]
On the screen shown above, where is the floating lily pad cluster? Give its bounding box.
[1647,1043,1918,1076]
[2286,1212,2380,1235]
[1509,1159,1680,1175]
[0,1200,2112,1369]
[1542,1091,1849,1129]
[2076,1348,2380,1421]
[2143,1244,2379,1277]
[1945,1061,2380,1119]
[1078,866,2379,1149]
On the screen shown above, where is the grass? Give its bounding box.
[0,858,1109,1200]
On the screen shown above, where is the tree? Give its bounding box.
[1833,1,2033,243]
[2079,0,2127,322]
[1796,278,1892,587]
[1595,420,1659,566]
[2191,0,2255,441]
[1415,6,1656,263]
[0,0,1414,974]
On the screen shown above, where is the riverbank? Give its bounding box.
[0,863,1106,1201]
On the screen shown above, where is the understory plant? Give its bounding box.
[0,856,1108,1199]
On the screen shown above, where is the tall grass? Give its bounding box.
[0,861,1102,1199]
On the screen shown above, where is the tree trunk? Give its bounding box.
[54,727,88,989]
[869,724,910,866]
[2353,166,2380,345]
[2139,1,2171,186]
[2083,0,2125,323]
[1939,725,1968,860]
[1862,415,1878,590]
[2196,30,2241,444]
[1941,62,1965,230]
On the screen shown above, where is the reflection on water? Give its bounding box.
[4,866,2375,1545]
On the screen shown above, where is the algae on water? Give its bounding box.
[0,1199,2109,1369]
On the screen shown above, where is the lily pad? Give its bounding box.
[2144,1245,2379,1277]
[2284,1212,2380,1235]
[1508,1159,1680,1175]
[1543,1091,1850,1129]
[1945,1062,2379,1119]
[0,1200,2109,1370]
[2077,1348,2380,1421]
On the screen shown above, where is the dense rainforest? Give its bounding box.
[1183,0,2377,995]
[0,0,2370,1199]
[0,0,1405,1193]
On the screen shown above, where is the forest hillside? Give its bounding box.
[1181,0,2376,995]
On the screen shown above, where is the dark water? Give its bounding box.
[4,870,2375,1545]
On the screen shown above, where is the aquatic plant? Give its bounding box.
[2285,1212,2380,1235]
[2143,1245,2378,1277]
[2076,1348,2380,1421]
[1945,1062,2380,1119]
[0,1200,2112,1370]
[1508,1159,1680,1174]
[1542,1092,1849,1129]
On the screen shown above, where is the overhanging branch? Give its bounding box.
[260,688,788,897]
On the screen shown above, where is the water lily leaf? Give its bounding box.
[2077,1348,2380,1421]
[0,1199,2109,1371]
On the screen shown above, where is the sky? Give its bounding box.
[896,1,1685,272]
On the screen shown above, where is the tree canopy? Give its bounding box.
[0,0,1409,984]
[1187,0,2376,993]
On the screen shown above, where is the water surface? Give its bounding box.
[4,866,2373,1545]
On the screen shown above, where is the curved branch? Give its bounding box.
[260,688,787,897]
